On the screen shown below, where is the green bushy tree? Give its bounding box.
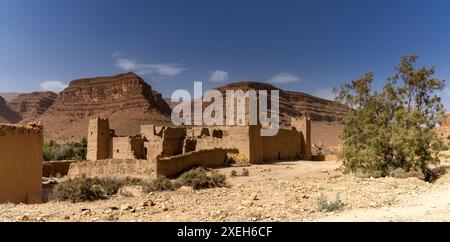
[337,55,445,180]
[43,138,87,161]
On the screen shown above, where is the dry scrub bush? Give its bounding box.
[317,194,345,212]
[53,175,125,202]
[226,153,250,167]
[143,168,228,192]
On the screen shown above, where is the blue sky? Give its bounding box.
[1,0,450,108]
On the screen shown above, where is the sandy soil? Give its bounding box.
[3,159,450,222]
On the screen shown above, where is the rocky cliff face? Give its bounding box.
[37,72,172,143]
[0,93,20,102]
[213,81,349,126]
[9,92,57,122]
[0,96,21,124]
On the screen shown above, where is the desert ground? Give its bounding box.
[1,159,450,222]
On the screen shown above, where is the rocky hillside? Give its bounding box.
[213,81,349,126]
[0,93,20,102]
[8,92,57,122]
[0,96,21,123]
[36,72,172,143]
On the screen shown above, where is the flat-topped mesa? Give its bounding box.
[52,72,171,114]
[38,72,172,143]
[0,96,21,124]
[8,92,57,122]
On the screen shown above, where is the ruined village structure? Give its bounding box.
[0,124,43,204]
[85,116,311,177]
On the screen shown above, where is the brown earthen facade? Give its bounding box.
[86,116,311,176]
[0,124,43,204]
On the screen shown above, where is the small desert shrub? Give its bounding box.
[143,168,228,192]
[242,168,250,177]
[97,177,124,195]
[226,153,250,167]
[178,168,218,190]
[123,177,144,186]
[317,194,345,212]
[210,173,227,187]
[230,170,238,177]
[119,188,134,197]
[230,168,250,177]
[142,176,175,193]
[53,175,124,202]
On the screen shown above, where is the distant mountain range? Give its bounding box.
[1,72,348,146]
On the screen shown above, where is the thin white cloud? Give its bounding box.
[209,70,229,83]
[313,88,336,101]
[40,81,68,93]
[268,73,300,84]
[112,51,123,57]
[114,54,188,77]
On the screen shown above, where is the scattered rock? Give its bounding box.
[81,210,92,216]
[18,215,29,222]
[120,205,133,211]
[143,200,155,207]
[179,186,193,192]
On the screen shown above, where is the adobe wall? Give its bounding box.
[192,126,253,163]
[291,117,312,160]
[156,148,239,177]
[43,161,74,177]
[146,139,163,161]
[112,135,145,159]
[68,159,156,179]
[262,128,303,161]
[0,124,43,204]
[161,127,186,156]
[87,117,112,161]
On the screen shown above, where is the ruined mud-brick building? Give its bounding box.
[0,124,43,204]
[86,116,311,177]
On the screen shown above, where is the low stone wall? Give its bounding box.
[68,159,156,179]
[156,148,239,177]
[42,161,74,177]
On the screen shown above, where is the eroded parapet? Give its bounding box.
[0,124,43,204]
[143,125,187,159]
[156,148,239,177]
[112,134,146,159]
[68,159,156,179]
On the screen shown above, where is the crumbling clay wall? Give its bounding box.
[161,127,186,156]
[68,159,155,179]
[43,161,74,177]
[262,128,303,161]
[193,126,253,163]
[156,148,239,177]
[0,124,43,204]
[291,117,312,160]
[112,135,145,159]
